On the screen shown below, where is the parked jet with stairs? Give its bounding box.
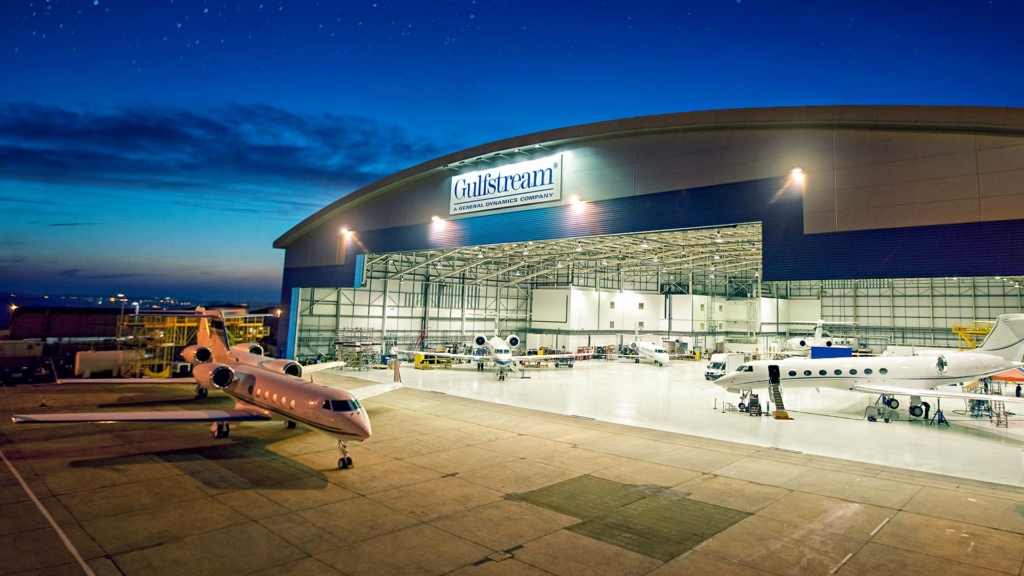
[716,314,1024,419]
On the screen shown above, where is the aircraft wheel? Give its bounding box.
[286,421,297,429]
[338,457,352,469]
[887,398,900,410]
[883,418,890,423]
[195,388,208,399]
[909,405,923,418]
[738,402,746,412]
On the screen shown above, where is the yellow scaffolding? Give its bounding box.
[952,321,995,350]
[118,314,270,378]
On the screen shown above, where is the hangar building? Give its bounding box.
[273,106,1024,362]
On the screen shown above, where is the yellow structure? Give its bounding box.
[952,321,995,350]
[118,313,270,378]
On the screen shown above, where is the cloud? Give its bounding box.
[0,103,453,208]
[48,222,90,227]
[58,269,150,280]
[0,195,58,205]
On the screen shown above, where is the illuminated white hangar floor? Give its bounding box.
[348,358,1024,488]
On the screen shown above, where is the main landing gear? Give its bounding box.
[212,421,230,438]
[338,440,353,469]
[285,421,297,429]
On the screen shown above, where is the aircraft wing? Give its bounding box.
[12,408,272,424]
[55,377,198,385]
[510,352,593,361]
[392,349,484,361]
[301,361,347,373]
[349,383,403,401]
[849,384,1024,403]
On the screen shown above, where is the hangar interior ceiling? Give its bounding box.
[292,224,1024,361]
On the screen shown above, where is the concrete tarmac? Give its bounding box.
[3,375,1024,575]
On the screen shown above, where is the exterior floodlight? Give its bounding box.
[570,195,586,212]
[477,252,484,259]
[340,227,349,235]
[9,304,16,312]
[791,167,805,184]
[431,216,445,229]
[275,309,282,317]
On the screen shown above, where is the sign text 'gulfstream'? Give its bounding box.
[449,154,562,215]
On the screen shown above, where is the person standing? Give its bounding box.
[1016,384,1021,398]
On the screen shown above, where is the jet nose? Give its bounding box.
[348,412,372,439]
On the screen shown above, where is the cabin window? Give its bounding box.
[849,369,858,375]
[700,304,705,311]
[803,370,812,376]
[610,302,616,309]
[638,302,644,310]
[609,321,615,329]
[290,400,295,409]
[788,370,797,377]
[281,396,287,405]
[880,368,888,375]
[834,369,842,376]
[273,393,278,402]
[819,369,827,376]
[637,322,645,330]
[256,388,262,397]
[865,368,873,375]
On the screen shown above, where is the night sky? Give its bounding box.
[1,1,1022,303]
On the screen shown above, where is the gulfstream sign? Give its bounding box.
[449,154,562,215]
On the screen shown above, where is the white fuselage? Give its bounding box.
[633,342,671,366]
[484,336,515,367]
[714,353,1015,394]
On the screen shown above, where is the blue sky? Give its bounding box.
[2,0,1023,302]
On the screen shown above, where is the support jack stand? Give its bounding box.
[930,409,949,427]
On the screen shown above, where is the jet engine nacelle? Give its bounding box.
[192,362,235,389]
[181,345,213,364]
[506,334,520,348]
[935,353,1005,378]
[255,358,303,377]
[474,334,488,347]
[231,343,264,356]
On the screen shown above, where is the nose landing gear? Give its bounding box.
[195,386,208,399]
[338,440,353,469]
[211,421,230,438]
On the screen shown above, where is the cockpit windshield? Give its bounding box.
[735,364,754,372]
[654,348,667,354]
[495,349,509,354]
[322,399,362,412]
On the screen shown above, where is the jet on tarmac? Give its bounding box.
[12,310,399,469]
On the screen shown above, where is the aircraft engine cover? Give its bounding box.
[474,334,487,347]
[935,353,1006,377]
[256,358,303,377]
[798,340,806,347]
[506,334,520,348]
[192,363,235,389]
[825,340,833,347]
[181,345,213,364]
[231,343,264,356]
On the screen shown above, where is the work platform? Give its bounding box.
[2,378,1024,575]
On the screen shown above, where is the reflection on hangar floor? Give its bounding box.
[348,359,1024,488]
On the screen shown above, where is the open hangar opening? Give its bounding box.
[275,106,1024,483]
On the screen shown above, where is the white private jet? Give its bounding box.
[13,310,400,469]
[781,320,858,356]
[623,330,671,366]
[715,314,1024,418]
[394,333,587,379]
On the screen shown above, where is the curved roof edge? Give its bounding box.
[274,105,1024,249]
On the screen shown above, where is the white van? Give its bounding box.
[705,353,745,380]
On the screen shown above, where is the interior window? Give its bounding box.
[819,369,827,376]
[850,369,858,375]
[834,369,842,375]
[865,368,873,375]
[788,370,796,377]
[803,370,811,376]
[880,368,888,375]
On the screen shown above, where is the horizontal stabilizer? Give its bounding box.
[12,409,271,424]
[850,384,1024,404]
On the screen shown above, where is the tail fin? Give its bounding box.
[196,308,232,361]
[976,314,1024,362]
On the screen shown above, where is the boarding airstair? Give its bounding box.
[769,383,793,420]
